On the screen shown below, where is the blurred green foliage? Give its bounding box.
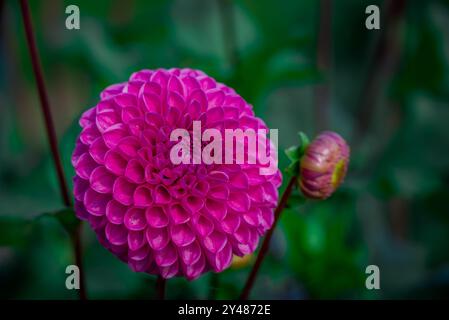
[1,0,449,299]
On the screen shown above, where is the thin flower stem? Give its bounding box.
[19,0,86,300]
[156,276,166,300]
[239,176,297,300]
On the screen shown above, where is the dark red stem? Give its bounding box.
[239,176,297,300]
[19,0,86,300]
[156,276,166,300]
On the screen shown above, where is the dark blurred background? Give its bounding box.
[1,0,449,299]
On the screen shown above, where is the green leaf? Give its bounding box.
[285,145,301,162]
[284,131,310,177]
[43,208,80,236]
[297,131,310,154]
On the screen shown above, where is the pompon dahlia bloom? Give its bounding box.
[299,131,349,199]
[71,68,282,280]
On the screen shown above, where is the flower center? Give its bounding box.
[331,159,346,188]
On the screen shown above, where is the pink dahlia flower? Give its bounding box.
[299,131,349,199]
[71,68,282,280]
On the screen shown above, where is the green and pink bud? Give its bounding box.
[299,131,350,199]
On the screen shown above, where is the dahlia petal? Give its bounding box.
[124,207,147,231]
[72,142,88,167]
[125,159,145,184]
[187,100,201,119]
[146,227,170,250]
[106,200,127,224]
[206,107,224,124]
[89,137,108,164]
[168,75,185,96]
[141,93,161,113]
[79,126,99,145]
[129,244,150,261]
[127,118,145,137]
[79,107,96,128]
[73,176,89,202]
[84,188,109,216]
[171,185,187,199]
[140,81,161,96]
[96,110,120,132]
[181,76,201,94]
[170,223,196,247]
[193,214,214,237]
[228,192,250,212]
[198,76,216,90]
[234,224,250,244]
[105,223,128,246]
[159,168,177,185]
[223,106,239,119]
[184,254,206,280]
[154,185,171,204]
[247,227,259,251]
[180,175,197,188]
[75,152,97,179]
[121,106,141,124]
[183,195,205,213]
[88,214,107,231]
[208,185,229,200]
[113,177,135,205]
[90,166,115,193]
[243,207,261,227]
[259,207,274,231]
[229,171,249,190]
[248,185,264,203]
[168,91,185,112]
[145,112,164,127]
[188,89,207,112]
[205,198,227,221]
[114,93,136,108]
[262,182,278,206]
[179,241,202,265]
[138,147,154,163]
[129,255,152,272]
[221,212,241,234]
[206,89,225,108]
[100,83,125,99]
[104,150,127,176]
[213,242,233,272]
[124,80,144,95]
[168,204,190,224]
[203,231,227,253]
[128,230,146,252]
[74,200,89,220]
[103,123,128,148]
[151,70,169,87]
[133,185,153,207]
[208,171,229,183]
[96,100,116,114]
[192,180,209,197]
[145,206,169,228]
[160,260,179,279]
[155,243,178,267]
[246,167,266,185]
[224,95,245,109]
[166,107,180,126]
